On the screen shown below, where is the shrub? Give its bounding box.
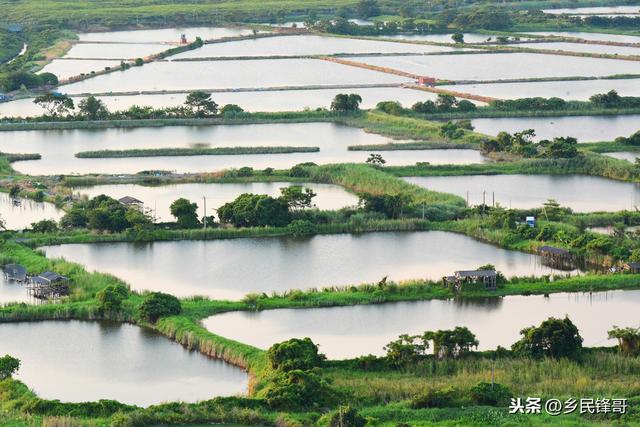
[411,386,457,408]
[139,292,181,323]
[511,316,583,359]
[267,338,325,371]
[0,354,20,379]
[263,369,334,409]
[329,406,366,427]
[97,284,129,313]
[30,219,58,233]
[470,382,511,406]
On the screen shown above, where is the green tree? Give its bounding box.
[0,355,20,380]
[356,0,380,18]
[435,94,457,111]
[512,316,583,359]
[470,382,511,406]
[33,92,74,117]
[359,193,411,219]
[330,93,362,112]
[170,198,200,228]
[384,334,427,365]
[78,95,109,120]
[139,292,182,323]
[263,369,335,409]
[422,327,478,359]
[329,406,366,427]
[29,219,58,233]
[220,104,244,115]
[366,153,386,166]
[279,186,316,210]
[451,32,465,43]
[539,136,579,159]
[97,284,129,313]
[184,91,218,117]
[608,326,640,356]
[218,193,291,227]
[267,338,325,371]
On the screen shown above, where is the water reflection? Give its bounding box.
[203,290,639,359]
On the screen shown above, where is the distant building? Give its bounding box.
[526,216,536,227]
[3,263,27,282]
[28,271,70,300]
[445,269,497,291]
[418,76,437,86]
[624,262,640,273]
[118,196,144,208]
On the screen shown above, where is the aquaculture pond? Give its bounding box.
[470,114,640,142]
[526,41,640,56]
[0,193,64,230]
[76,182,359,222]
[542,6,640,14]
[0,273,31,304]
[526,31,640,44]
[0,320,248,406]
[379,33,525,43]
[76,27,255,43]
[203,289,640,359]
[605,152,639,162]
[440,78,640,100]
[42,231,578,300]
[349,52,640,81]
[1,122,484,175]
[173,34,459,58]
[63,42,169,59]
[405,175,640,212]
[0,87,437,118]
[60,59,410,94]
[39,59,122,80]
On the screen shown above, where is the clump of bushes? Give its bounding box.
[138,292,181,323]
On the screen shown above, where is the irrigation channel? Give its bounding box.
[41,231,581,300]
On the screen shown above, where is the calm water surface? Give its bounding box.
[471,115,640,142]
[543,6,640,14]
[0,273,31,304]
[60,59,409,94]
[76,182,359,221]
[64,43,169,59]
[77,27,254,43]
[0,193,64,230]
[351,53,640,81]
[605,151,639,162]
[173,34,458,58]
[1,123,484,175]
[42,231,577,299]
[380,33,528,43]
[441,78,640,100]
[527,41,640,55]
[527,31,640,44]
[40,59,122,80]
[0,87,437,118]
[405,175,640,212]
[203,290,640,359]
[0,320,248,405]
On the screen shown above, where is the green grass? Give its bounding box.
[74,146,319,158]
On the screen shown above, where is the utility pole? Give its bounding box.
[482,190,486,215]
[422,202,425,220]
[203,196,207,229]
[466,190,469,207]
[492,191,495,208]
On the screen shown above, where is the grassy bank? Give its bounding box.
[74,146,320,158]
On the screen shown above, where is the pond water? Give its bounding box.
[0,193,64,230]
[0,273,31,304]
[379,33,528,44]
[75,182,359,222]
[77,27,255,43]
[60,58,409,94]
[526,31,640,44]
[203,289,640,359]
[42,231,577,300]
[405,175,640,212]
[64,43,169,59]
[440,78,640,100]
[605,151,639,162]
[0,87,437,118]
[527,41,640,56]
[350,53,640,81]
[172,34,458,59]
[470,114,640,142]
[542,6,640,14]
[0,320,248,406]
[40,59,122,80]
[1,123,484,175]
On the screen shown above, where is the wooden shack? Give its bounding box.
[3,263,27,282]
[538,245,574,269]
[118,196,143,209]
[27,271,70,300]
[446,270,497,291]
[624,262,640,273]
